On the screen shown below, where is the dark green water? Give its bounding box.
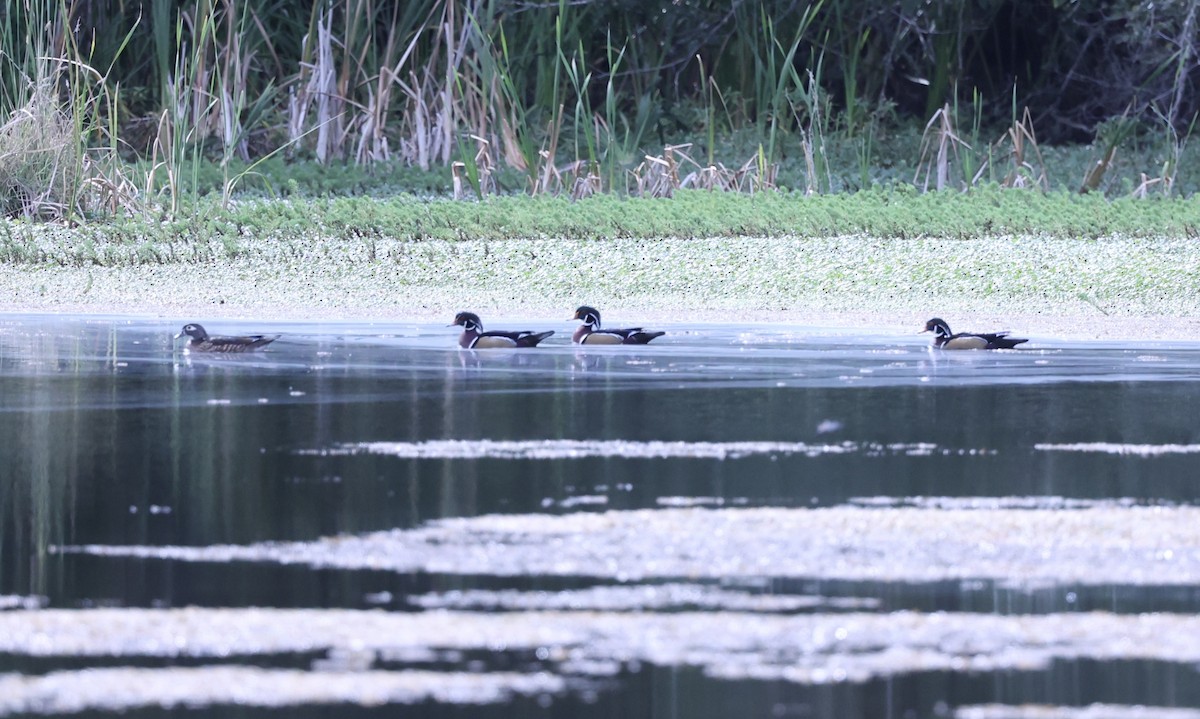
[1,314,1199,718]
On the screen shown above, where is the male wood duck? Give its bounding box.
[174,323,279,352]
[572,306,665,345]
[921,317,1028,350]
[451,312,554,349]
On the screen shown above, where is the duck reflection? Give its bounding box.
[451,348,547,370]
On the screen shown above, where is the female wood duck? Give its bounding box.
[572,306,665,345]
[174,323,279,352]
[922,317,1028,350]
[451,312,554,349]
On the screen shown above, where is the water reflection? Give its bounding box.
[1,314,1199,717]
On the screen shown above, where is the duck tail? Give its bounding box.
[525,330,555,347]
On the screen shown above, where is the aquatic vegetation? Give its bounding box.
[0,607,1198,711]
[4,203,1200,321]
[59,502,1200,589]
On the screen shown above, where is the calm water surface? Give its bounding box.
[1,314,1199,718]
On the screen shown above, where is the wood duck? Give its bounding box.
[174,323,279,352]
[451,312,554,349]
[572,306,665,345]
[922,317,1028,350]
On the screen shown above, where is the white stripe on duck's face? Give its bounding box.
[471,335,519,349]
[925,321,952,339]
[453,313,485,333]
[577,310,601,327]
[581,332,624,345]
[942,335,990,350]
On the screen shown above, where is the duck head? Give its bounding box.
[175,323,208,341]
[451,312,483,332]
[921,318,952,340]
[573,306,602,328]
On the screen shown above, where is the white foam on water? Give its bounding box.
[56,502,1200,588]
[0,609,1198,699]
[848,496,1144,510]
[408,583,879,612]
[0,666,563,715]
[0,595,45,611]
[656,496,749,507]
[1035,442,1200,456]
[556,495,608,508]
[955,704,1200,719]
[300,439,940,460]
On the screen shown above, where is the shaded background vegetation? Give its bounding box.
[0,0,1198,217]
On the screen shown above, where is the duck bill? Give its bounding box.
[173,331,184,339]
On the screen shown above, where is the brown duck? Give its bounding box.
[174,323,279,352]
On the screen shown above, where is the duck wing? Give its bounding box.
[474,329,554,348]
[979,332,1028,349]
[202,334,279,352]
[514,330,555,347]
[948,331,1027,350]
[611,327,665,344]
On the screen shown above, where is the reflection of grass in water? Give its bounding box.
[1,324,290,591]
[0,329,101,594]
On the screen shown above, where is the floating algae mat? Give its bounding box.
[0,666,564,715]
[0,608,1199,714]
[305,438,944,459]
[954,706,1200,719]
[59,500,1200,589]
[406,583,881,612]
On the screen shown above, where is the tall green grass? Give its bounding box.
[0,0,137,220]
[1,0,1198,222]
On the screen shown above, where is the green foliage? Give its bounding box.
[0,0,135,220]
[3,187,1198,270]
[4,0,1200,221]
[133,112,1200,200]
[225,188,1200,242]
[4,188,1198,325]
